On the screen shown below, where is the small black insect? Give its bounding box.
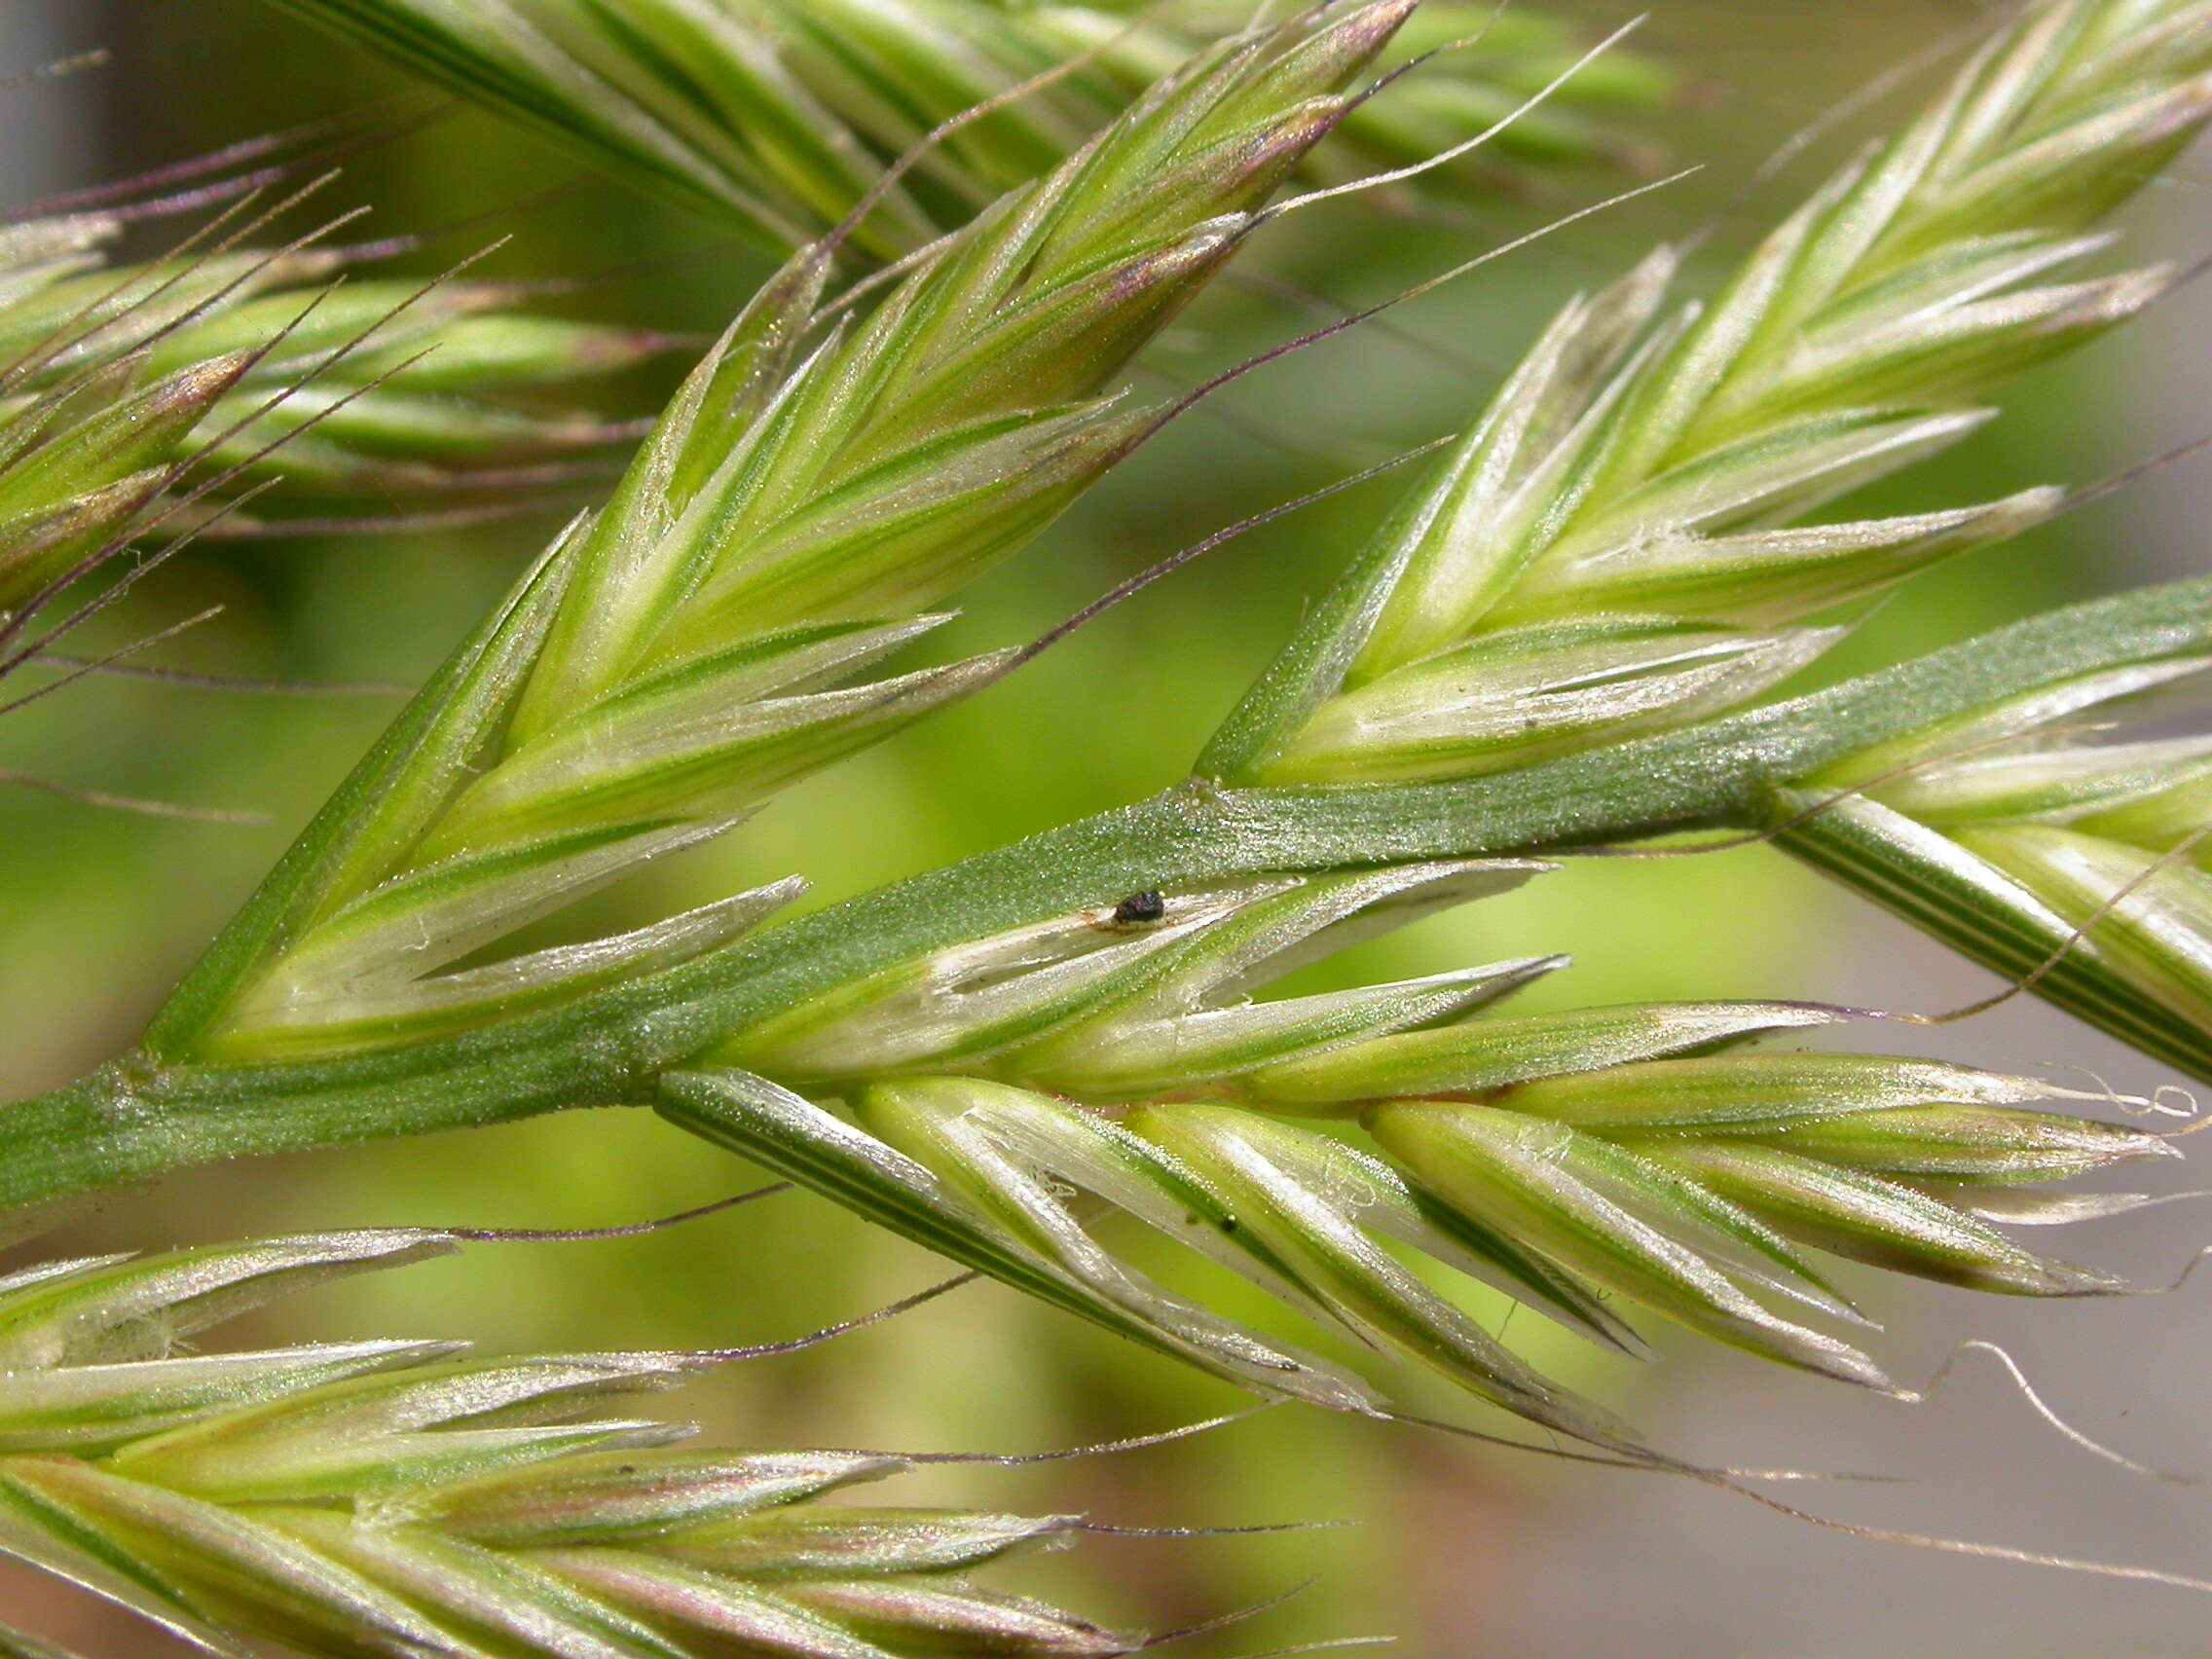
[1111,889,1165,925]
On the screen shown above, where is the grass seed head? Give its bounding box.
[668,853,2174,1443]
[0,205,654,622]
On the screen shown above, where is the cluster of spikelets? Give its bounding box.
[0,185,662,634]
[0,1231,1168,1658]
[264,0,1673,253]
[663,863,2181,1446]
[19,0,2212,1474]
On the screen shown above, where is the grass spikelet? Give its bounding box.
[0,1231,1161,1658]
[1201,0,2212,786]
[1765,651,2212,1081]
[662,860,2173,1432]
[141,0,1419,1066]
[0,193,657,626]
[263,0,1674,252]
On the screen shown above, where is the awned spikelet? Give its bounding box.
[0,1232,1154,1658]
[148,0,1424,1065]
[265,0,1674,253]
[1202,0,2212,786]
[0,203,659,622]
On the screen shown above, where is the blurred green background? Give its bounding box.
[5,2,2212,1653]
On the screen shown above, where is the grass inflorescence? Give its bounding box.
[1205,0,2212,787]
[6,1,2212,1625]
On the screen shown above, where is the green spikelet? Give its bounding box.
[665,861,2173,1434]
[1764,651,2212,1081]
[261,0,1674,252]
[0,1232,1150,1657]
[0,207,659,622]
[1202,0,2212,785]
[142,0,1421,1066]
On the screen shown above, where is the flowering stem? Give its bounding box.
[6,573,2210,1213]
